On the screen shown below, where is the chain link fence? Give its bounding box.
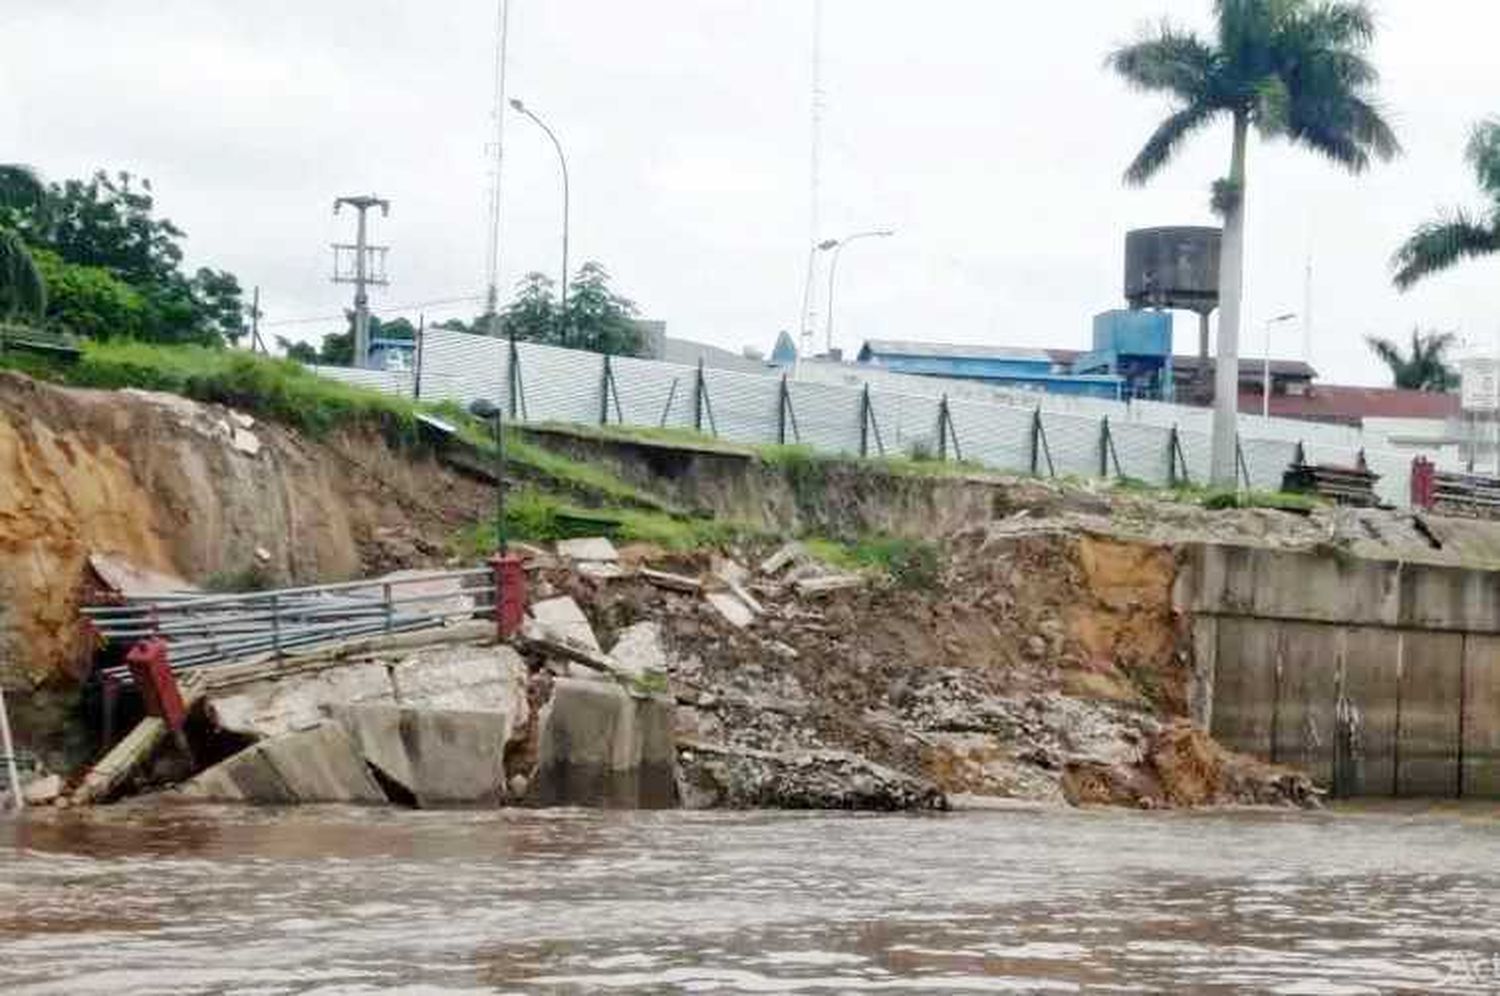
[314,327,1463,507]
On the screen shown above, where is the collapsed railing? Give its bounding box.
[83,568,503,682]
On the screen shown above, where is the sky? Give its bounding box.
[5,0,1500,386]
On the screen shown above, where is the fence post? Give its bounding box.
[659,377,680,428]
[412,320,424,401]
[1168,426,1180,487]
[937,395,951,461]
[382,581,395,634]
[777,374,789,445]
[693,358,705,433]
[270,593,281,658]
[1099,417,1111,479]
[859,384,870,457]
[599,354,613,425]
[1235,435,1252,492]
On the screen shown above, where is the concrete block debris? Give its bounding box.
[641,567,702,593]
[556,537,620,563]
[759,542,809,576]
[528,595,601,652]
[706,591,755,629]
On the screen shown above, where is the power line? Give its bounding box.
[261,293,487,329]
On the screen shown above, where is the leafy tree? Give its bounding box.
[1366,329,1459,392]
[30,248,147,340]
[1393,120,1500,290]
[564,261,641,355]
[501,272,559,344]
[0,165,45,320]
[1110,0,1398,484]
[7,169,243,345]
[276,336,319,365]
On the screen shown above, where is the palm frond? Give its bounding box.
[1107,25,1217,100]
[1465,120,1500,200]
[1124,102,1220,186]
[1298,1,1377,48]
[1392,210,1500,291]
[1365,334,1404,373]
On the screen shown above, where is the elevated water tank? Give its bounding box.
[1124,227,1221,315]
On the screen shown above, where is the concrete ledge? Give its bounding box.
[332,705,508,806]
[536,678,677,809]
[180,722,385,804]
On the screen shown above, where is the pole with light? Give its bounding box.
[798,239,839,363]
[1261,312,1297,418]
[824,229,894,355]
[510,97,571,344]
[468,395,529,637]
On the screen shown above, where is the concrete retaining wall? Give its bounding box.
[536,678,677,809]
[1184,544,1500,799]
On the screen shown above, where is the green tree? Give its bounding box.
[0,165,46,320]
[1110,0,1398,484]
[9,169,242,345]
[563,261,641,355]
[31,248,147,339]
[1393,120,1500,290]
[1366,329,1459,392]
[501,272,559,344]
[276,335,319,364]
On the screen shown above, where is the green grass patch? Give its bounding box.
[804,534,942,589]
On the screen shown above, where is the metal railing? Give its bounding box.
[84,568,496,680]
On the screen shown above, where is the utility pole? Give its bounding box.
[484,0,512,338]
[799,0,826,364]
[332,195,391,369]
[248,286,266,354]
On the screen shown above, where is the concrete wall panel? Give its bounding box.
[1339,628,1399,797]
[1462,635,1500,800]
[1210,618,1277,759]
[1397,632,1464,797]
[1274,623,1338,786]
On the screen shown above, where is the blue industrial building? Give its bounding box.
[855,340,1126,400]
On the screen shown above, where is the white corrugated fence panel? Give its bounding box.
[786,380,861,454]
[413,328,507,406]
[703,368,781,444]
[514,341,601,425]
[1240,437,1299,492]
[1040,411,1103,479]
[946,398,1033,472]
[608,354,697,430]
[310,366,413,397]
[1110,421,1173,485]
[874,391,943,457]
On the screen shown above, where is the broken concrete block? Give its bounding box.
[208,661,394,740]
[229,410,256,429]
[578,561,629,582]
[332,705,508,807]
[726,579,764,616]
[22,774,62,806]
[759,542,808,576]
[556,537,620,563]
[712,555,750,587]
[180,723,385,804]
[391,643,529,738]
[641,567,702,593]
[536,678,677,809]
[529,596,601,652]
[706,591,755,629]
[231,428,262,457]
[794,574,864,597]
[609,621,669,681]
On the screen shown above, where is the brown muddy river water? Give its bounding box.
[3,804,1499,994]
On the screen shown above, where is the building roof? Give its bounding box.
[859,340,1055,363]
[1237,384,1461,424]
[661,337,769,375]
[1046,349,1318,380]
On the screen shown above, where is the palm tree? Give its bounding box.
[1366,329,1458,392]
[1110,0,1398,484]
[0,164,46,320]
[1393,120,1500,290]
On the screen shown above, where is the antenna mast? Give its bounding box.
[484,0,512,337]
[799,0,826,362]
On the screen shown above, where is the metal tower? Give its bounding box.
[332,195,391,369]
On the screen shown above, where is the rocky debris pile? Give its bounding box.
[540,531,1321,812]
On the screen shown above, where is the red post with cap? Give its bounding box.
[1411,457,1436,511]
[125,638,188,733]
[492,553,528,638]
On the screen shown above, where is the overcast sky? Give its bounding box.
[6,1,1500,385]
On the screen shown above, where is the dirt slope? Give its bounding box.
[0,372,488,687]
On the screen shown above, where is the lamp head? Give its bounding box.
[468,398,500,420]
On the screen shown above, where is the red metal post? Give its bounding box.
[125,638,188,733]
[492,553,528,638]
[1411,457,1436,510]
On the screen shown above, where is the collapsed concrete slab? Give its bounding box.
[608,621,669,682]
[179,722,385,804]
[207,642,529,742]
[331,705,509,807]
[536,678,676,809]
[556,537,620,563]
[529,596,601,652]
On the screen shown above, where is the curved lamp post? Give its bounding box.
[510,97,571,343]
[1261,312,1297,419]
[825,229,895,355]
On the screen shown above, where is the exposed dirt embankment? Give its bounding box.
[0,373,488,688]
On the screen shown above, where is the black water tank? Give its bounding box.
[1124,227,1221,314]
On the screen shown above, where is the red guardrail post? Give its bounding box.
[1411,456,1436,510]
[125,638,188,733]
[492,554,528,639]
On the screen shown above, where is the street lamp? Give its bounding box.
[825,229,895,355]
[510,97,571,345]
[1261,312,1297,419]
[798,239,839,363]
[468,397,507,553]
